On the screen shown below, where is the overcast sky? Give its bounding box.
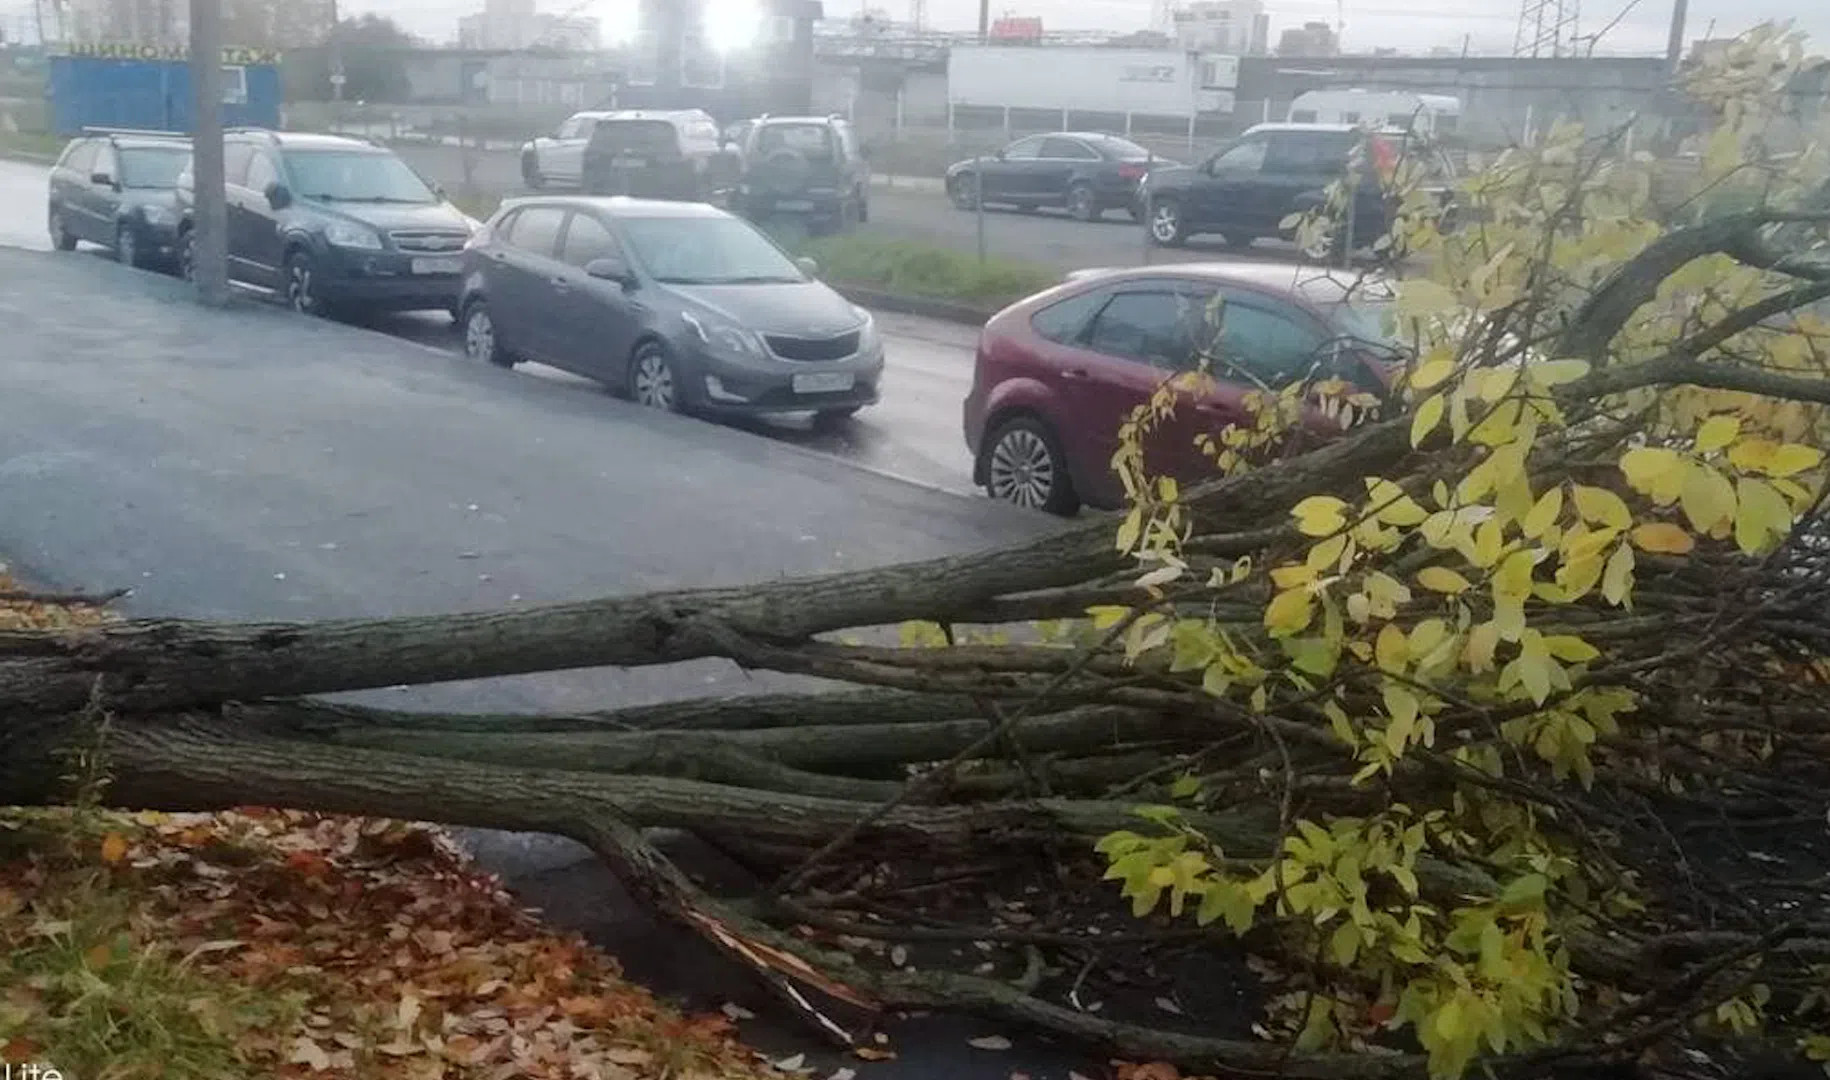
[370,0,1827,56]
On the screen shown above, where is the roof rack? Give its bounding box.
[80,126,189,139]
[223,126,281,140]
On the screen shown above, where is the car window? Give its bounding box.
[1265,132,1355,173]
[504,206,565,257]
[222,142,255,187]
[1040,137,1098,160]
[1083,289,1208,369]
[756,123,834,159]
[557,116,593,140]
[1002,137,1044,160]
[119,147,190,188]
[244,152,279,193]
[1087,135,1153,160]
[90,143,117,181]
[559,212,619,267]
[1212,299,1329,384]
[62,140,96,175]
[1209,138,1267,175]
[1031,288,1110,344]
[588,120,681,157]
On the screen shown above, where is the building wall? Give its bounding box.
[613,0,821,121]
[1172,0,1267,56]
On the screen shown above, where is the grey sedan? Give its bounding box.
[458,196,883,422]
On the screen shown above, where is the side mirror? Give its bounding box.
[585,256,635,286]
[994,149,1007,161]
[90,171,116,188]
[795,255,819,276]
[265,182,292,210]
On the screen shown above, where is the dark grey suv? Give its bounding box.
[458,196,882,422]
[736,115,870,232]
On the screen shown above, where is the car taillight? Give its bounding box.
[1118,164,1147,181]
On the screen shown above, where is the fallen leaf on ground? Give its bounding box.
[968,1035,1014,1051]
[853,1046,897,1062]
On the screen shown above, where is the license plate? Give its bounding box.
[411,256,462,275]
[792,372,854,394]
[775,200,815,211]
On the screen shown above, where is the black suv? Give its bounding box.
[1139,124,1443,250]
[737,115,870,232]
[176,130,476,317]
[48,128,191,270]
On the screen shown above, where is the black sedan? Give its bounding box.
[944,133,1174,222]
[458,196,883,424]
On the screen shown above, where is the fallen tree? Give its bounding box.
[6,28,1830,1080]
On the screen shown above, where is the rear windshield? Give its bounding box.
[119,146,190,188]
[1087,135,1153,160]
[756,123,835,159]
[589,121,681,155]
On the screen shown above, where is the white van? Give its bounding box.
[1287,90,1462,137]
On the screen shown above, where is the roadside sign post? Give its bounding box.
[975,167,985,264]
[189,0,229,306]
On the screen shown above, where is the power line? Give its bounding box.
[1514,0,1579,56]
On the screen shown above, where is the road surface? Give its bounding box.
[0,156,987,499]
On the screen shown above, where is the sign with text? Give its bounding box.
[54,42,280,65]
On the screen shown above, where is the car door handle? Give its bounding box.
[1061,367,1092,380]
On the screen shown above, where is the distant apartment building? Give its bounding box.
[60,0,186,45]
[616,0,822,119]
[1277,21,1339,57]
[456,0,600,51]
[1172,0,1269,56]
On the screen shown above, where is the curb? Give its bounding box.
[829,283,1000,327]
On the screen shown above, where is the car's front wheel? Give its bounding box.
[48,208,77,251]
[1067,183,1099,222]
[115,224,145,269]
[463,300,517,369]
[1148,198,1188,247]
[982,415,1078,515]
[948,174,979,210]
[284,251,328,316]
[628,341,682,413]
[177,228,195,281]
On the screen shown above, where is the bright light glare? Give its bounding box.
[704,0,763,52]
[602,0,641,45]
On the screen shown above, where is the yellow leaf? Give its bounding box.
[1409,617,1449,659]
[1116,507,1143,552]
[1383,682,1421,753]
[1602,543,1635,607]
[1292,495,1348,537]
[1416,566,1472,594]
[1521,487,1563,539]
[1543,635,1600,663]
[1265,588,1315,637]
[1728,438,1779,473]
[1733,477,1793,555]
[1572,485,1632,530]
[100,832,128,864]
[1157,476,1180,502]
[1695,414,1741,454]
[1620,447,1684,503]
[1464,621,1500,672]
[1410,394,1445,447]
[1365,478,1428,526]
[1680,463,1737,533]
[1630,522,1694,555]
[1766,442,1825,478]
[1305,534,1350,573]
[1557,552,1605,600]
[1375,624,1410,672]
[1411,355,1455,391]
[1530,358,1590,387]
[1494,548,1538,600]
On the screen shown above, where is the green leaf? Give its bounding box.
[1330,920,1362,965]
[1411,394,1446,447]
[1169,774,1202,799]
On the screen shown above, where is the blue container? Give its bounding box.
[49,48,281,135]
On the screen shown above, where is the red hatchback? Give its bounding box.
[962,262,1398,514]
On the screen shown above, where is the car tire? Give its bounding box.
[284,251,329,317]
[115,223,145,270]
[177,227,195,281]
[948,174,979,210]
[521,155,546,190]
[48,208,77,251]
[463,300,517,369]
[981,415,1079,516]
[628,340,683,413]
[1147,198,1188,247]
[1067,183,1099,222]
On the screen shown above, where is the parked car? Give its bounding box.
[945,133,1173,222]
[579,111,738,201]
[522,109,722,190]
[48,128,191,270]
[962,262,1398,514]
[1139,123,1451,250]
[736,115,870,232]
[175,130,476,317]
[459,196,882,423]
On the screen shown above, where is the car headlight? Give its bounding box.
[681,311,761,359]
[324,221,383,250]
[851,305,879,352]
[140,204,175,226]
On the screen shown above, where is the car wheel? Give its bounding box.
[521,156,546,190]
[177,228,195,281]
[628,341,682,413]
[948,175,979,210]
[48,208,77,251]
[463,301,517,369]
[1148,198,1187,247]
[982,416,1079,515]
[1068,183,1099,222]
[284,251,327,316]
[115,224,143,269]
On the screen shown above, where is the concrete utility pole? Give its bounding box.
[977,0,988,40]
[328,0,345,102]
[1664,0,1687,70]
[189,0,229,306]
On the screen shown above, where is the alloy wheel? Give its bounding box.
[116,227,137,268]
[987,427,1056,510]
[1070,186,1096,221]
[631,348,676,411]
[287,259,316,314]
[464,306,496,365]
[1150,203,1181,244]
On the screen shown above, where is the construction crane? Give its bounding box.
[1514,0,1580,57]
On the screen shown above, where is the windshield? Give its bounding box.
[119,147,189,188]
[1089,135,1153,160]
[620,216,805,286]
[283,150,439,204]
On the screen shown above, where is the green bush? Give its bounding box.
[794,234,1059,309]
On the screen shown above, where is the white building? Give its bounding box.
[1171,0,1269,57]
[457,0,600,51]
